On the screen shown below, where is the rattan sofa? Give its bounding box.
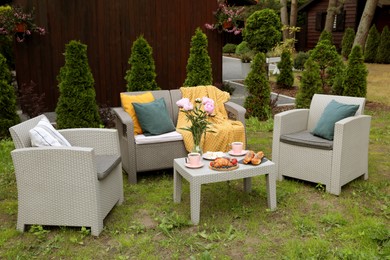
[272,94,371,195]
[113,88,246,184]
[9,115,124,236]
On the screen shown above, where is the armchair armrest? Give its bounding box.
[224,101,246,126]
[273,109,310,136]
[59,128,120,155]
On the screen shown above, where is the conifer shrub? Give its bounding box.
[295,58,322,108]
[125,35,159,91]
[235,41,251,55]
[0,53,19,138]
[223,43,237,54]
[310,39,344,93]
[293,51,309,71]
[243,9,281,53]
[375,26,390,64]
[183,28,213,87]
[244,52,271,121]
[364,25,380,63]
[276,49,294,89]
[319,30,333,44]
[341,27,355,59]
[55,40,101,129]
[343,45,367,97]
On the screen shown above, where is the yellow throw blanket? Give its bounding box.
[177,85,246,152]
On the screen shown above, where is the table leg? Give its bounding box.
[243,177,252,192]
[190,182,201,225]
[265,171,277,210]
[173,168,182,203]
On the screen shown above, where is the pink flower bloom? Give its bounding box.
[204,102,214,114]
[176,98,193,111]
[202,96,214,105]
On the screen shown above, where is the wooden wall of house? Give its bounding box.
[298,0,358,51]
[13,0,222,111]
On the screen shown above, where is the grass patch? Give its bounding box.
[0,65,389,258]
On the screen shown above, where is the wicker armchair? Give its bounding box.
[9,115,124,236]
[272,94,371,195]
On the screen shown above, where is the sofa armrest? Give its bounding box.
[224,101,246,125]
[112,107,135,141]
[59,128,120,156]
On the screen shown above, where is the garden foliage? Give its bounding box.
[276,49,294,89]
[293,51,309,71]
[243,8,281,53]
[244,52,270,121]
[125,35,159,91]
[295,58,322,108]
[235,41,251,55]
[183,28,213,87]
[341,27,355,59]
[0,53,19,138]
[343,45,367,97]
[310,38,344,93]
[375,26,390,64]
[364,25,380,63]
[222,43,237,54]
[55,40,101,129]
[319,30,333,44]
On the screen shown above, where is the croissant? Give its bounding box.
[212,157,233,168]
[251,151,264,165]
[243,150,255,164]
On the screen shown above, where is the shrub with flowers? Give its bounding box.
[0,5,46,42]
[204,2,244,35]
[176,97,215,153]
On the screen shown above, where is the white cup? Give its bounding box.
[187,152,201,166]
[231,142,243,154]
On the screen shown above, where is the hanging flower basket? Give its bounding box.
[223,21,233,29]
[15,23,27,33]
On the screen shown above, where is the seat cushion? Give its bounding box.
[95,154,121,180]
[133,98,176,136]
[120,92,155,135]
[311,99,359,140]
[29,117,71,147]
[134,131,183,145]
[280,131,333,150]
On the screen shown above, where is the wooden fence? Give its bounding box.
[13,0,222,111]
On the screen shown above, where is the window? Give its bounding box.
[315,11,345,32]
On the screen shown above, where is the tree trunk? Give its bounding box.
[324,0,337,32]
[280,0,289,40]
[289,0,298,39]
[354,0,379,48]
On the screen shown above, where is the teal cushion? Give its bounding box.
[133,98,176,136]
[311,99,359,140]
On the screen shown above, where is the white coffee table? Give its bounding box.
[173,155,277,225]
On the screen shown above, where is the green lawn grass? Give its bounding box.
[0,65,389,259]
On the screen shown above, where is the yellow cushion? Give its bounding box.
[120,92,155,135]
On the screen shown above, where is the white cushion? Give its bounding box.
[29,117,71,147]
[134,131,183,145]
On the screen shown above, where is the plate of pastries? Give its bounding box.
[242,150,265,165]
[209,157,239,171]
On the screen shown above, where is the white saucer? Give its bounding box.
[202,151,225,160]
[228,150,248,156]
[185,162,204,169]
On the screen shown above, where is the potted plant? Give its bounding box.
[0,5,46,42]
[204,1,244,35]
[240,51,255,78]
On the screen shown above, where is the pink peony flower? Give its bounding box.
[176,98,193,111]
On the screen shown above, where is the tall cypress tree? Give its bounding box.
[295,58,322,108]
[0,53,20,138]
[364,25,380,63]
[343,45,368,97]
[276,49,294,89]
[244,52,270,121]
[375,26,390,64]
[183,27,213,87]
[55,40,101,129]
[125,35,159,91]
[341,28,355,59]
